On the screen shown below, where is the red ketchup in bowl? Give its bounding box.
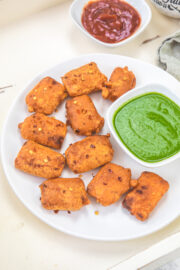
[81,0,141,44]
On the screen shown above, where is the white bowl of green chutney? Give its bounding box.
[107,83,180,167]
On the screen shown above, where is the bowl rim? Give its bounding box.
[70,0,152,48]
[107,83,180,167]
[150,0,180,18]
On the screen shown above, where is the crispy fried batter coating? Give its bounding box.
[40,178,90,211]
[26,77,67,115]
[66,95,104,136]
[87,163,131,206]
[130,179,139,189]
[122,171,169,221]
[102,66,136,101]
[65,134,114,173]
[18,113,67,149]
[62,62,107,97]
[15,141,65,178]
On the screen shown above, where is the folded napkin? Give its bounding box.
[158,32,180,81]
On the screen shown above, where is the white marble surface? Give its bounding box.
[0,0,180,269]
[157,260,180,270]
[0,0,65,26]
[156,251,180,270]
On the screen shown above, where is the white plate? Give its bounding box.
[1,54,180,241]
[107,83,180,168]
[70,0,152,47]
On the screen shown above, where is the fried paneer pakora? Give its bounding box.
[18,113,67,149]
[65,134,114,173]
[122,171,169,221]
[26,77,67,115]
[62,62,107,97]
[15,141,65,178]
[130,179,139,189]
[40,178,90,211]
[87,163,131,206]
[102,66,136,101]
[66,95,104,136]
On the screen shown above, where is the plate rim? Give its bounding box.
[1,53,180,241]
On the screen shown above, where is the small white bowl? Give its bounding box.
[70,0,152,48]
[107,83,180,167]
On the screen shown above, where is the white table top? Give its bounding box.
[0,1,180,269]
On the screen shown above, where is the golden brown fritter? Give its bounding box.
[62,62,107,97]
[130,179,139,189]
[65,134,114,173]
[102,66,136,101]
[122,171,169,221]
[66,95,104,136]
[15,141,65,178]
[87,163,131,206]
[26,77,67,115]
[18,113,67,149]
[39,178,90,211]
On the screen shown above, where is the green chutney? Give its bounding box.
[113,92,180,162]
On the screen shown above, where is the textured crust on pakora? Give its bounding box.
[65,134,114,173]
[26,77,67,115]
[66,95,104,136]
[122,171,169,221]
[102,67,136,101]
[130,179,139,189]
[40,178,90,211]
[18,113,67,149]
[15,141,65,178]
[87,163,131,206]
[62,62,107,97]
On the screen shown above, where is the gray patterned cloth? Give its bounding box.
[158,31,180,81]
